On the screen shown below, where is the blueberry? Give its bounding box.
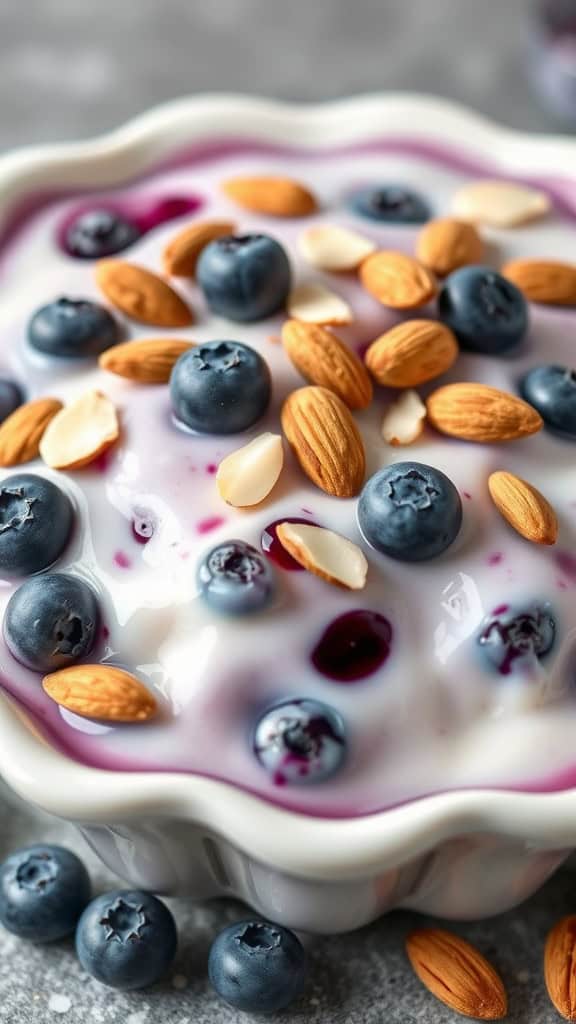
[0,474,73,578]
[0,844,90,942]
[75,890,177,990]
[170,340,271,434]
[65,209,141,259]
[520,364,576,438]
[4,573,99,672]
[358,462,462,562]
[197,539,275,615]
[253,698,347,785]
[197,233,291,322]
[0,380,23,423]
[209,919,307,1014]
[28,297,121,358]
[438,265,529,354]
[347,184,430,223]
[478,602,556,675]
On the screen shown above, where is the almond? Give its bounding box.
[360,251,436,309]
[282,319,372,410]
[95,260,193,326]
[502,258,576,306]
[298,224,375,271]
[365,319,458,388]
[43,664,157,723]
[544,915,576,1021]
[221,175,316,217]
[451,179,550,227]
[99,337,193,383]
[381,389,427,446]
[276,522,368,590]
[488,470,558,545]
[281,385,365,497]
[406,928,507,1020]
[287,283,353,325]
[427,382,543,442]
[39,390,119,470]
[0,397,63,466]
[162,219,236,277]
[216,433,284,507]
[416,217,484,276]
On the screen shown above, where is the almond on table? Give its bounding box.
[502,258,576,306]
[359,250,437,309]
[95,259,193,327]
[544,915,576,1022]
[406,928,507,1020]
[221,175,317,217]
[282,319,372,410]
[99,337,194,383]
[365,319,458,388]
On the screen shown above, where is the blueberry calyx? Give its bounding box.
[236,922,282,952]
[99,898,148,944]
[0,488,35,534]
[16,852,57,893]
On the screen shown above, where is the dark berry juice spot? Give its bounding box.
[311,610,393,682]
[261,517,319,570]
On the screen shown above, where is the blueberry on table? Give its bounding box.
[197,539,275,615]
[4,572,99,672]
[0,380,23,423]
[75,890,177,990]
[65,208,141,259]
[170,340,271,434]
[358,462,462,562]
[347,184,430,223]
[0,473,73,578]
[28,297,121,358]
[438,265,528,354]
[209,919,307,1014]
[478,602,556,675]
[253,698,347,785]
[197,233,291,322]
[0,844,90,942]
[520,364,576,438]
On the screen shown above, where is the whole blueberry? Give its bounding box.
[28,297,121,358]
[65,208,141,259]
[0,844,90,942]
[75,890,177,990]
[4,573,99,672]
[197,233,291,322]
[197,539,275,615]
[170,340,271,434]
[347,184,430,223]
[209,919,307,1014]
[438,265,529,354]
[520,364,576,438]
[478,602,556,675]
[253,698,347,785]
[0,473,74,578]
[0,380,23,423]
[358,462,462,562]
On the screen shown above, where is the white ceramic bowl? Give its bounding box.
[1,94,576,934]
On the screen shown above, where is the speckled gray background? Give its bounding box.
[0,0,575,1020]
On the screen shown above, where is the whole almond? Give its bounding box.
[281,386,365,497]
[0,397,62,466]
[427,382,543,442]
[365,319,458,388]
[222,175,316,217]
[360,251,436,309]
[545,915,576,1021]
[99,337,194,383]
[502,258,576,306]
[489,470,558,545]
[162,219,235,277]
[406,928,507,1020]
[417,217,484,276]
[282,319,373,409]
[95,260,193,326]
[43,664,157,723]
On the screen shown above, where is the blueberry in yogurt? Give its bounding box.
[65,208,141,259]
[253,698,346,785]
[0,473,74,578]
[197,540,275,615]
[28,297,121,358]
[0,844,91,942]
[4,573,99,672]
[0,380,23,423]
[197,233,291,322]
[209,920,307,1014]
[170,340,271,434]
[438,266,528,354]
[520,364,576,438]
[347,184,430,223]
[478,602,556,675]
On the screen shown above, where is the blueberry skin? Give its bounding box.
[65,209,141,259]
[197,539,275,615]
[0,380,23,423]
[358,462,463,562]
[438,265,529,354]
[197,233,291,322]
[76,890,177,990]
[208,920,307,1013]
[0,844,91,942]
[170,340,271,434]
[520,364,576,438]
[253,698,347,785]
[478,602,556,675]
[0,474,74,578]
[28,297,121,358]
[4,573,99,672]
[347,184,430,223]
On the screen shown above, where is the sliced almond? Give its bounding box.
[282,319,372,410]
[451,179,551,227]
[416,217,484,276]
[544,915,576,1021]
[298,224,376,272]
[95,260,193,327]
[39,390,119,470]
[276,521,368,590]
[99,337,193,383]
[162,219,236,277]
[216,433,284,507]
[488,470,558,545]
[502,258,576,306]
[0,397,63,467]
[287,283,353,325]
[427,382,543,442]
[365,319,458,388]
[281,385,365,497]
[221,175,317,217]
[381,390,427,446]
[406,928,507,1020]
[360,250,437,309]
[43,664,157,723]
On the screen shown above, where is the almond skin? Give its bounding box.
[95,260,193,326]
[365,319,458,388]
[281,385,366,497]
[406,928,507,1020]
[162,219,235,277]
[99,338,194,383]
[43,664,157,723]
[427,382,543,442]
[502,258,576,306]
[282,319,373,410]
[545,915,576,1021]
[222,175,317,217]
[416,217,484,276]
[0,397,62,466]
[360,250,437,309]
[489,470,558,545]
